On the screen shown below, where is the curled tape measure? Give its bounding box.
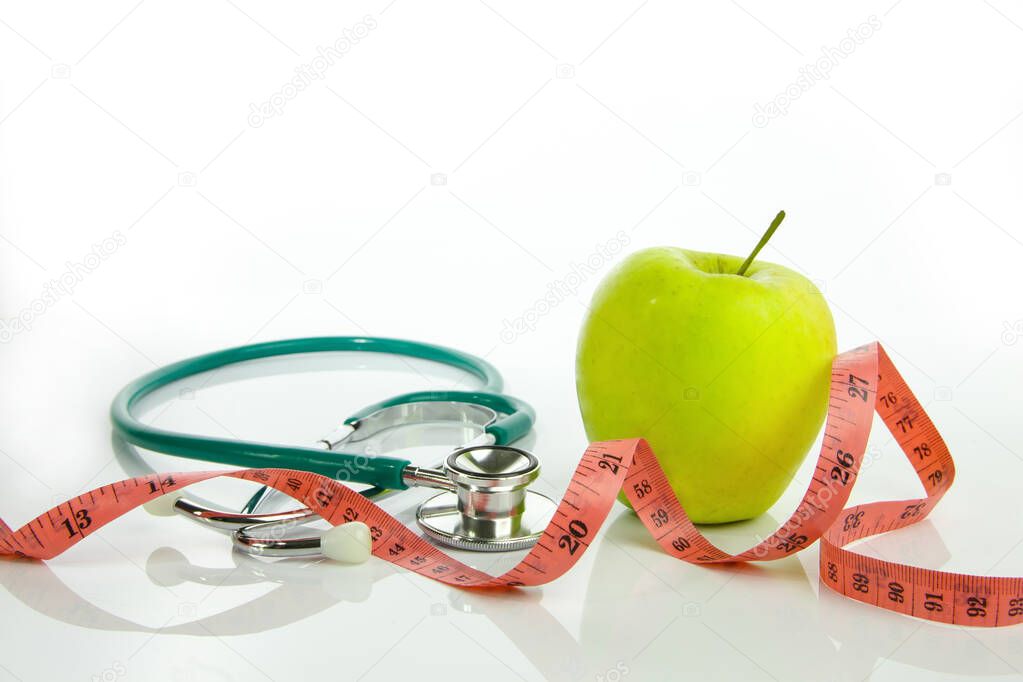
[3,342,1021,626]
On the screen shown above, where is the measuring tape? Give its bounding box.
[2,342,1021,626]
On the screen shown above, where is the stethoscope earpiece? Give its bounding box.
[320,523,372,564]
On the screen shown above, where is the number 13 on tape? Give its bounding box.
[2,342,1021,627]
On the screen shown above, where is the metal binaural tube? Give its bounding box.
[173,498,317,531]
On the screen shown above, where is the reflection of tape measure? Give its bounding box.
[2,343,1021,626]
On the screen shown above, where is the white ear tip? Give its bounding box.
[322,522,372,564]
[143,492,183,517]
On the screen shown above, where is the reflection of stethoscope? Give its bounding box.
[110,337,557,557]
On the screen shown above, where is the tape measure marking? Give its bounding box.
[2,343,1021,626]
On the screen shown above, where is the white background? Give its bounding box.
[2,1,1023,680]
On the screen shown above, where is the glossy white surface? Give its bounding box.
[3,1,1023,680]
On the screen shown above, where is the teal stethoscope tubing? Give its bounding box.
[110,337,535,491]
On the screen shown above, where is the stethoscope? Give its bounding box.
[111,337,557,557]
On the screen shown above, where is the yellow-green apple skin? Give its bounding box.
[576,248,836,523]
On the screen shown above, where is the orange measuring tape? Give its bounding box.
[2,342,1021,626]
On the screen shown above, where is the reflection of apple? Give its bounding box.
[576,213,836,523]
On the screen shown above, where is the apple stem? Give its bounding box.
[736,210,786,276]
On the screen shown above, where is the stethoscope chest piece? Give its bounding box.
[415,445,557,552]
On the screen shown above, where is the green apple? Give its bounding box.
[575,213,836,523]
